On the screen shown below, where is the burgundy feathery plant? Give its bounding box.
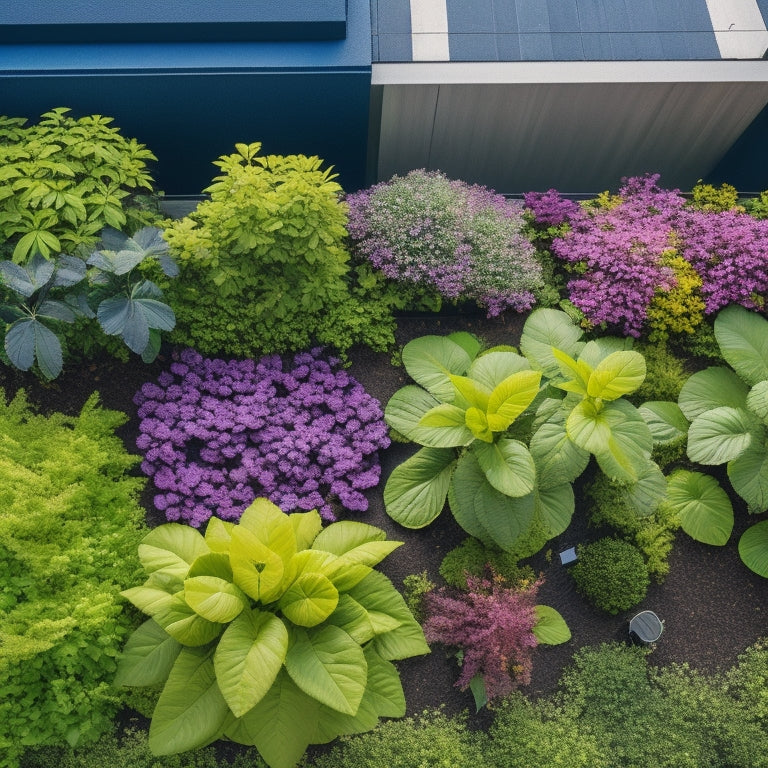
[134,347,390,527]
[423,572,542,702]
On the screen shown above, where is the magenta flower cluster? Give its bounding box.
[526,174,768,336]
[134,347,390,527]
[423,574,542,702]
[347,169,543,317]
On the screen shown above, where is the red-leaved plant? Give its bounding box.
[422,571,542,702]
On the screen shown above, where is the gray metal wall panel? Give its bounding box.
[376,81,768,192]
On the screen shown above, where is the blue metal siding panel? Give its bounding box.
[492,0,519,33]
[551,32,586,59]
[449,34,499,61]
[516,0,551,33]
[377,0,411,34]
[548,0,580,32]
[377,33,413,61]
[496,33,523,60]
[447,0,494,33]
[520,32,555,59]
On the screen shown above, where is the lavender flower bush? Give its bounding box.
[347,169,544,317]
[134,347,390,527]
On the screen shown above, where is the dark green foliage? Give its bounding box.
[439,537,535,590]
[676,317,723,363]
[162,142,397,359]
[571,538,650,613]
[308,709,484,768]
[402,571,436,623]
[744,190,768,219]
[0,108,159,263]
[631,341,690,405]
[20,727,267,768]
[0,392,147,762]
[724,638,768,721]
[587,475,679,580]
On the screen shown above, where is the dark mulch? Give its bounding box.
[5,312,768,733]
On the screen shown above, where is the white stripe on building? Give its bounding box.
[705,0,768,58]
[410,0,450,61]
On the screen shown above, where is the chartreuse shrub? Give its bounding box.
[644,305,768,576]
[384,308,665,554]
[115,498,428,768]
[0,392,147,764]
[0,227,176,379]
[439,537,535,590]
[571,538,650,613]
[0,108,159,263]
[162,142,396,358]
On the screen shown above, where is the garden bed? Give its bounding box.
[6,309,767,726]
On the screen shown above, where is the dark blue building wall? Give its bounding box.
[0,1,371,194]
[707,104,768,193]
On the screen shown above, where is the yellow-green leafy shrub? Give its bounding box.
[645,252,705,342]
[689,181,741,213]
[0,392,147,764]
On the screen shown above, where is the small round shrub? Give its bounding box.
[439,537,535,589]
[347,169,545,316]
[135,346,390,526]
[571,538,650,614]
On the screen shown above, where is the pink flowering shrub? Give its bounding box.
[526,174,768,337]
[423,572,542,702]
[134,347,390,527]
[347,170,544,317]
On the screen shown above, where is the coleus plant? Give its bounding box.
[384,311,664,553]
[115,498,428,768]
[640,305,768,576]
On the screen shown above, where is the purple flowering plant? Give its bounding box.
[526,174,768,338]
[347,169,544,317]
[134,347,390,527]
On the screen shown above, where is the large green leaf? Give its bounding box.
[138,524,210,579]
[666,470,733,546]
[532,605,571,645]
[449,452,535,551]
[578,336,634,368]
[230,526,285,603]
[714,304,768,386]
[678,367,749,421]
[97,295,149,353]
[213,609,289,717]
[639,401,689,445]
[469,350,531,391]
[747,381,768,422]
[486,369,542,431]
[738,520,768,577]
[5,317,63,379]
[121,584,177,617]
[238,499,297,565]
[187,552,234,582]
[552,347,591,394]
[619,461,668,518]
[447,330,483,360]
[535,482,575,539]
[114,619,182,687]
[312,521,401,567]
[383,447,456,528]
[153,593,224,646]
[687,407,753,465]
[346,571,429,660]
[401,335,472,401]
[473,438,536,498]
[279,573,339,627]
[448,374,490,411]
[225,670,318,768]
[290,511,324,551]
[386,385,472,446]
[587,350,646,400]
[184,576,248,623]
[520,308,584,377]
[284,626,367,715]
[530,413,590,489]
[204,518,235,553]
[149,647,231,755]
[325,594,377,645]
[728,438,768,513]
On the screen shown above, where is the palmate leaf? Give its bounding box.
[738,520,768,577]
[383,447,456,528]
[213,609,289,717]
[114,618,182,688]
[687,407,754,465]
[448,451,535,550]
[5,318,64,379]
[472,438,536,498]
[532,605,571,645]
[284,626,367,715]
[149,647,232,756]
[519,308,585,377]
[679,366,749,421]
[401,335,472,401]
[714,304,768,386]
[666,470,733,546]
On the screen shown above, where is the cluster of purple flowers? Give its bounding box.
[526,174,768,336]
[347,169,543,316]
[134,347,390,527]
